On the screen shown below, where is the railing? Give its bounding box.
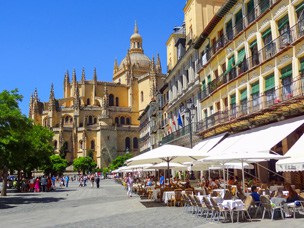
[162,122,197,145]
[196,74,304,133]
[199,22,304,101]
[139,132,150,143]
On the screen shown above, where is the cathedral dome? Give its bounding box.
[119,52,151,69]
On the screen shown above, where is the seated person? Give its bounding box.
[283,183,300,217]
[146,178,153,187]
[228,176,234,185]
[184,179,191,189]
[251,186,260,202]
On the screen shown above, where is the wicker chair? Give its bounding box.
[203,197,214,220]
[233,195,253,222]
[210,197,230,222]
[171,189,184,207]
[194,195,208,217]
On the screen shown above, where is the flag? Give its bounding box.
[172,118,176,126]
[177,112,183,127]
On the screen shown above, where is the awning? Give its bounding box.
[276,134,304,172]
[205,116,304,157]
[192,133,227,154]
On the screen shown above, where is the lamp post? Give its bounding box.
[181,99,196,149]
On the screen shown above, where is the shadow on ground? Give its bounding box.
[140,200,166,208]
[0,196,66,210]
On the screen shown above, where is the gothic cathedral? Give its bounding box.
[29,23,165,168]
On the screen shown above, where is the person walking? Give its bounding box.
[65,175,70,188]
[90,174,95,188]
[126,173,134,197]
[95,175,100,188]
[41,175,47,192]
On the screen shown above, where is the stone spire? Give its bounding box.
[64,70,70,84]
[150,55,156,73]
[33,88,39,101]
[113,59,119,73]
[81,67,86,83]
[72,69,77,86]
[93,67,97,82]
[73,83,80,110]
[49,83,56,111]
[156,53,162,73]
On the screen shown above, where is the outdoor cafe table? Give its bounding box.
[162,191,185,204]
[212,189,225,198]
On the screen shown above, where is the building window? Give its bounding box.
[120,116,125,125]
[126,117,131,125]
[91,140,95,150]
[125,137,131,151]
[86,98,90,105]
[79,140,83,149]
[265,74,275,105]
[250,40,259,67]
[235,9,243,35]
[141,91,144,102]
[115,97,119,106]
[278,15,291,48]
[280,64,293,99]
[88,116,93,125]
[259,0,270,14]
[296,1,304,36]
[251,81,260,111]
[54,140,58,149]
[262,28,273,60]
[226,20,233,40]
[247,0,255,24]
[109,94,114,106]
[115,117,119,125]
[240,89,247,115]
[230,94,236,117]
[133,137,138,149]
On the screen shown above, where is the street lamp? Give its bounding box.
[181,99,196,148]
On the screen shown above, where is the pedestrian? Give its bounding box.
[95,175,100,188]
[51,175,56,188]
[65,175,70,188]
[41,175,47,192]
[126,173,134,197]
[90,174,95,188]
[34,177,40,192]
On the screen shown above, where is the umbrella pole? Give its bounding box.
[241,159,245,193]
[167,161,170,187]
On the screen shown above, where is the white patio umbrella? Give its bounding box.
[201,152,289,191]
[126,145,205,183]
[147,162,187,169]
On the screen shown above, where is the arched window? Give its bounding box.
[79,140,83,149]
[87,98,90,105]
[54,140,58,149]
[63,141,68,151]
[115,117,119,125]
[65,116,69,123]
[141,91,144,102]
[94,118,97,124]
[133,137,138,149]
[88,116,93,125]
[126,117,131,125]
[116,97,119,106]
[125,137,131,151]
[120,116,125,125]
[91,140,95,150]
[70,117,73,123]
[109,94,114,106]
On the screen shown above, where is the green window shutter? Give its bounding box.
[227,20,232,28]
[235,10,243,23]
[265,74,275,91]
[280,64,292,79]
[240,89,247,100]
[202,80,206,89]
[225,56,235,74]
[278,15,289,30]
[251,82,260,94]
[247,0,254,13]
[296,2,304,13]
[249,40,257,49]
[207,75,211,84]
[230,94,236,105]
[300,58,304,72]
[262,28,271,38]
[236,48,246,66]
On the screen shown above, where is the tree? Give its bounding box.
[73,156,97,174]
[43,155,68,176]
[109,153,132,171]
[0,89,54,195]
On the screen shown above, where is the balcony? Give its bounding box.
[196,74,304,134]
[162,122,197,145]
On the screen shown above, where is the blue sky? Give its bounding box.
[0,0,185,115]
